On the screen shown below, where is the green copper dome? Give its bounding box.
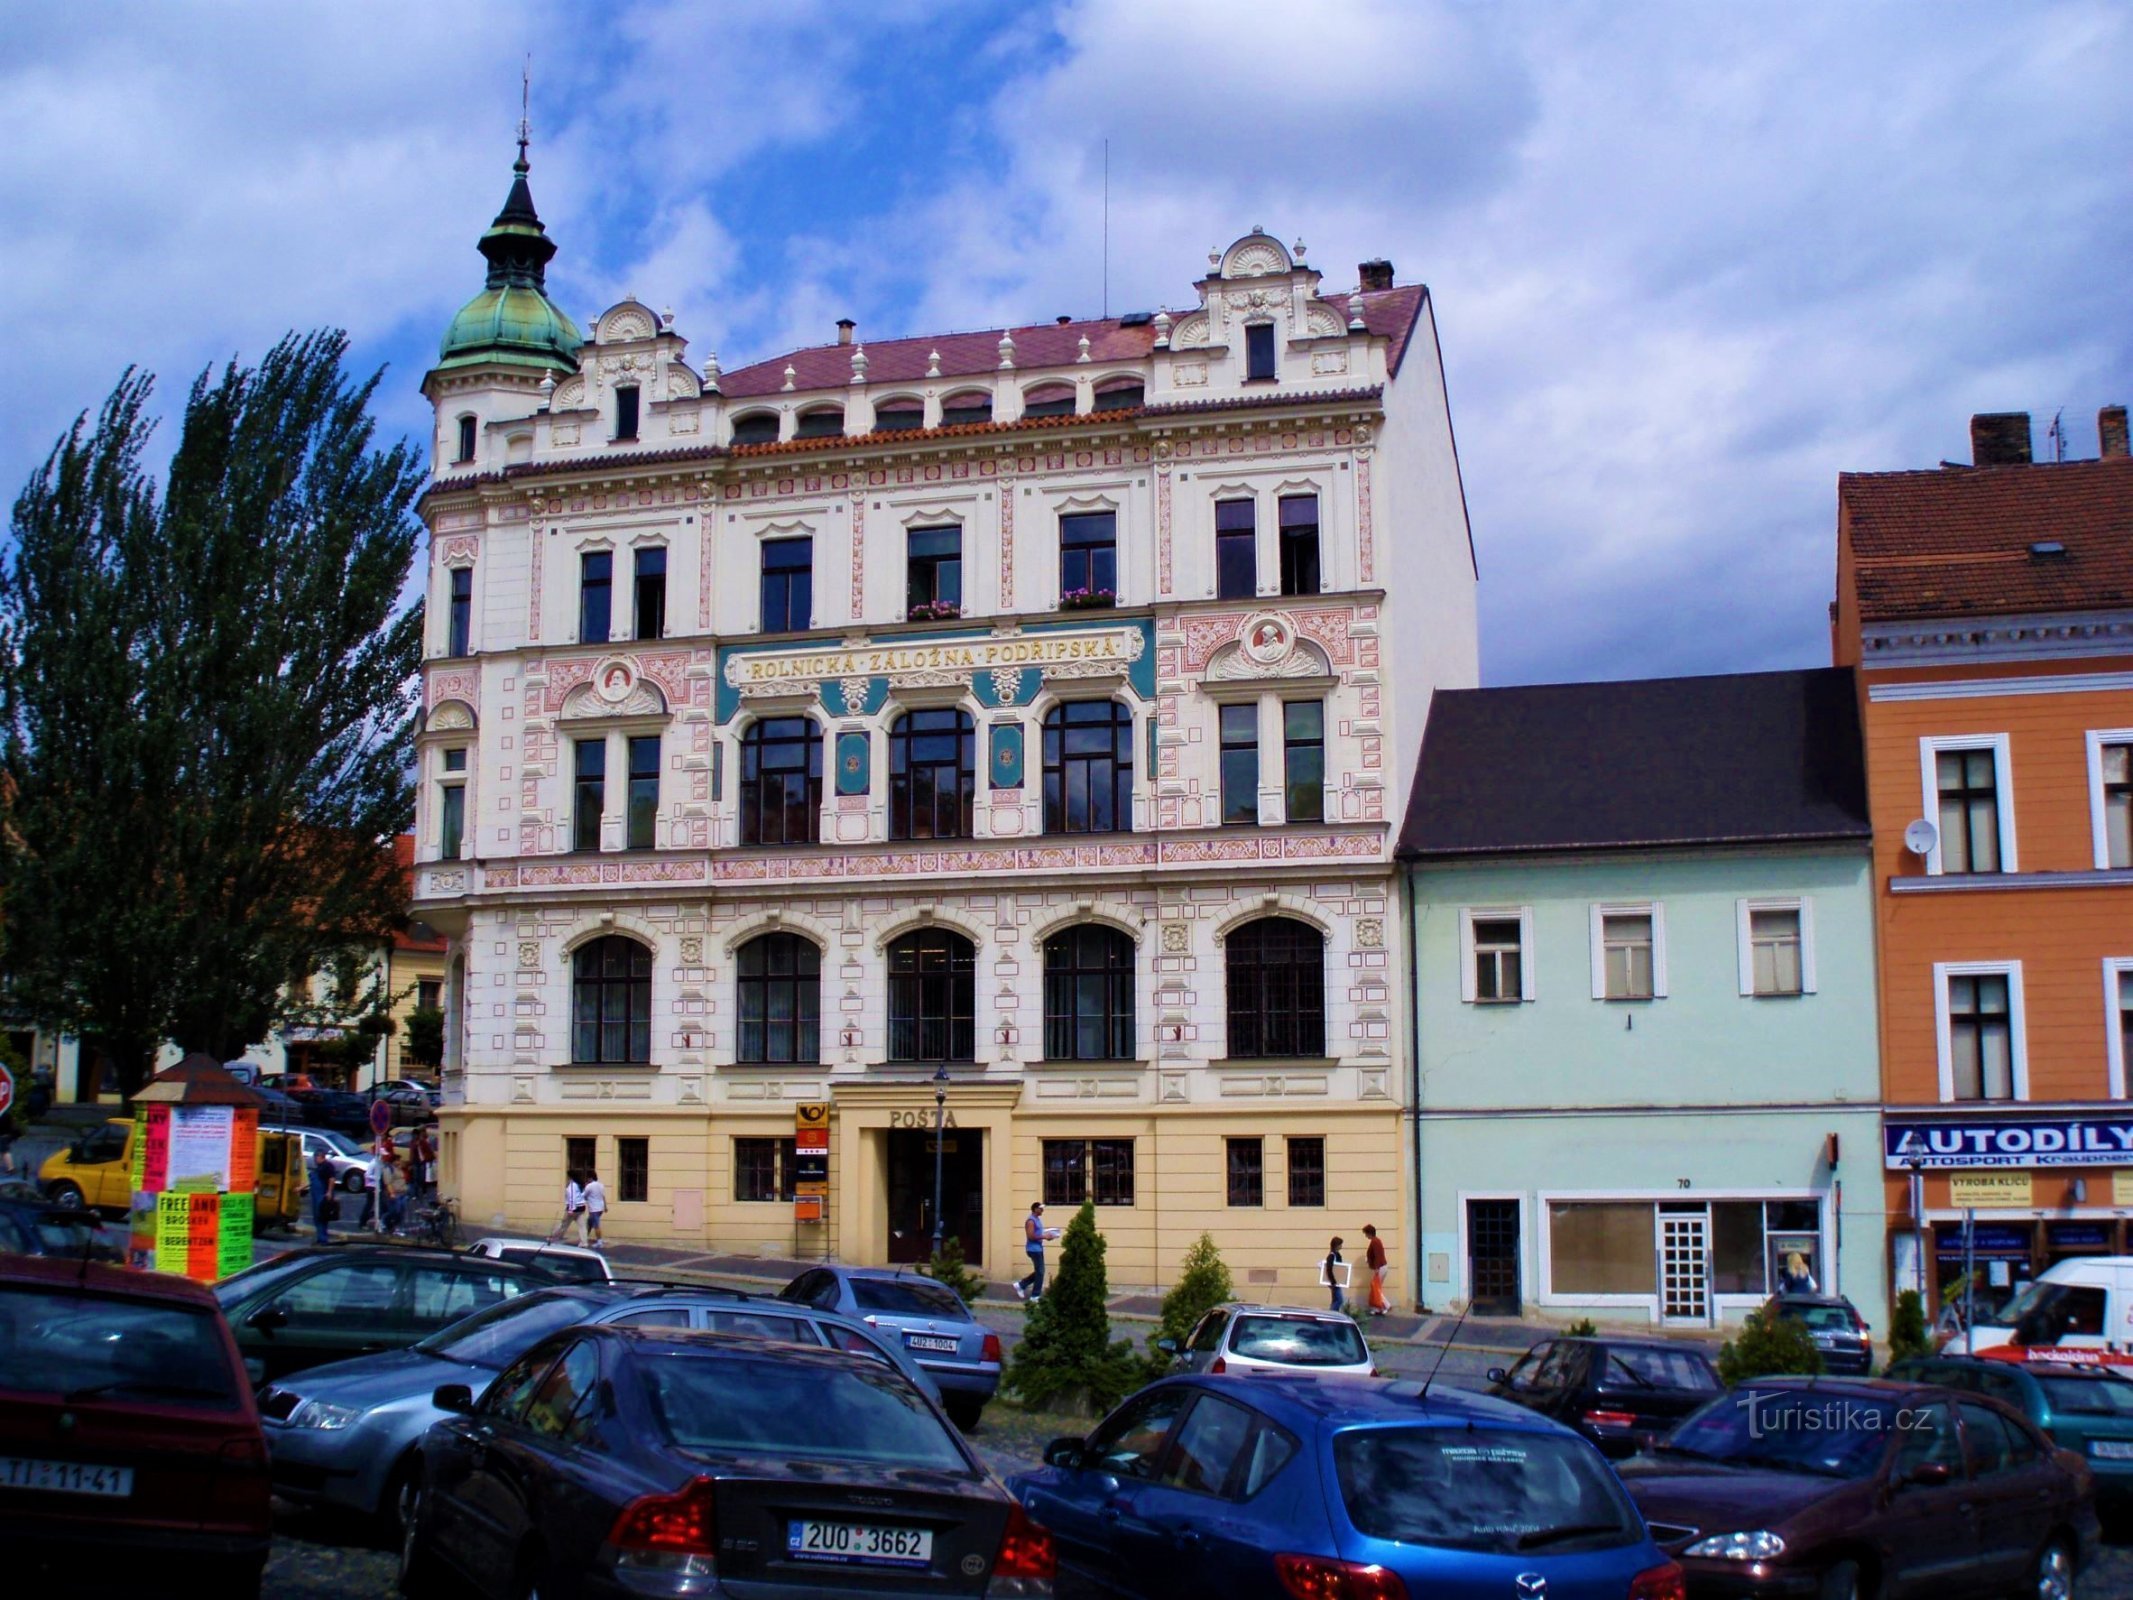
[433,146,581,375]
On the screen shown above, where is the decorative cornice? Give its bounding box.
[1859,608,2133,669]
[1888,867,2133,895]
[1866,669,2133,702]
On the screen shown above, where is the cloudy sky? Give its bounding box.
[4,1,2128,684]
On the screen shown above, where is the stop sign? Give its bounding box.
[0,1062,13,1118]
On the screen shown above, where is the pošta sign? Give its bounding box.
[1885,1115,2133,1170]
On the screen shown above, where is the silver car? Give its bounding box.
[778,1264,1003,1427]
[259,1280,943,1538]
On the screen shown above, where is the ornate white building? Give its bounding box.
[414,143,1477,1296]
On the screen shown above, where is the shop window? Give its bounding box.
[1278,495,1320,596]
[447,567,473,656]
[1042,1139,1136,1207]
[1226,1138,1264,1207]
[760,537,813,632]
[1465,911,1529,1004]
[1547,1201,1658,1296]
[736,933,820,1065]
[738,717,821,846]
[618,1138,648,1203]
[1219,705,1259,825]
[1042,700,1134,834]
[633,547,667,640]
[887,928,975,1063]
[1710,1202,1767,1295]
[889,709,975,841]
[572,738,605,852]
[1284,701,1324,824]
[572,936,652,1065]
[1215,499,1256,599]
[1042,924,1136,1061]
[579,551,613,644]
[1225,917,1325,1058]
[734,1137,796,1202]
[1922,735,2015,874]
[1592,905,1663,1001]
[1287,1137,1325,1207]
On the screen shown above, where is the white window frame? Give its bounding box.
[1459,907,1535,1004]
[1736,898,1816,997]
[1589,903,1666,1001]
[2106,957,2133,1100]
[435,746,470,862]
[1933,959,2027,1103]
[2085,729,2133,870]
[1918,733,2017,875]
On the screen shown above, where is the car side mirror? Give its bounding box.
[247,1302,289,1335]
[1486,1367,1509,1384]
[432,1384,475,1415]
[1155,1338,1179,1355]
[1043,1437,1085,1470]
[1904,1461,1953,1489]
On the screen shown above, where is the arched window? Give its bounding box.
[1022,382,1076,420]
[1042,700,1134,834]
[875,397,924,432]
[887,929,975,1063]
[890,709,975,840]
[573,936,652,1064]
[1044,925,1136,1061]
[795,405,845,439]
[736,933,821,1064]
[731,411,779,445]
[941,390,993,427]
[1225,917,1324,1058]
[1093,375,1145,411]
[739,717,821,846]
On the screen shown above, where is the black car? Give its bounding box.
[211,1244,553,1382]
[0,1196,120,1262]
[401,1326,1055,1599]
[288,1088,375,1139]
[1488,1334,1724,1457]
[1768,1292,1873,1375]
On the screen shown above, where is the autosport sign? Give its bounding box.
[1884,1115,2133,1170]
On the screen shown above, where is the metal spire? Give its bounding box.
[516,55,531,172]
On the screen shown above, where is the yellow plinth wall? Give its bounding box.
[437,1090,1408,1305]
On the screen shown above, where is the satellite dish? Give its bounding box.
[1903,818,1939,857]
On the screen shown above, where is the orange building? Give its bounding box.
[1835,405,2133,1313]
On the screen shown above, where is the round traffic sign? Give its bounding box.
[0,1063,13,1118]
[369,1097,392,1136]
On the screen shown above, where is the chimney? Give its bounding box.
[1970,411,2032,466]
[836,318,856,346]
[2102,405,2130,460]
[1055,315,1072,325]
[1358,259,1394,292]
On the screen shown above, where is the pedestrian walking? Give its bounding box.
[371,1132,397,1234]
[549,1170,585,1244]
[1325,1236,1347,1312]
[583,1168,607,1249]
[1363,1223,1390,1316]
[1014,1201,1049,1301]
[307,1143,335,1246]
[381,1157,407,1235]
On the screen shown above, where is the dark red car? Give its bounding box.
[0,1256,271,1595]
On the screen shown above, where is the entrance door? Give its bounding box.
[886,1128,984,1265]
[1467,1199,1520,1315]
[1659,1205,1711,1325]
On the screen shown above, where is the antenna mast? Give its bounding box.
[518,54,531,165]
[1101,138,1110,320]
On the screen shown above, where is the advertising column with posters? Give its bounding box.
[794,1102,830,1234]
[126,1056,263,1284]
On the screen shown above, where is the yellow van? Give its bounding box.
[41,1116,304,1229]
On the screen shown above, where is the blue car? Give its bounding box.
[780,1264,1003,1428]
[1013,1373,1685,1600]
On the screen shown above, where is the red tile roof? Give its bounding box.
[1839,457,2133,622]
[716,284,1428,400]
[392,834,448,952]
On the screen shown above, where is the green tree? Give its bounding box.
[1886,1290,1931,1369]
[1717,1305,1824,1386]
[1004,1201,1140,1414]
[1145,1232,1233,1378]
[403,1005,447,1072]
[0,334,424,1095]
[920,1235,986,1305]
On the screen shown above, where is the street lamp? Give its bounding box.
[931,1064,950,1260]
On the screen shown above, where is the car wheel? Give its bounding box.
[46,1181,84,1209]
[376,1453,421,1549]
[944,1394,986,1430]
[343,1171,367,1194]
[396,1473,448,1600]
[1816,1559,1862,1600]
[2029,1537,2074,1600]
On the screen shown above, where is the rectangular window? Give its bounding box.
[573,738,606,853]
[1215,499,1256,599]
[1600,911,1655,1000]
[1547,1201,1658,1296]
[455,414,476,464]
[1471,916,1524,1004]
[1041,1140,1137,1207]
[1226,1137,1264,1207]
[614,384,640,442]
[1278,495,1321,596]
[579,551,613,644]
[417,979,441,1011]
[1220,704,1259,825]
[438,783,465,859]
[1750,907,1803,996]
[1283,701,1324,823]
[565,1136,596,1182]
[1287,1136,1326,1207]
[1059,512,1117,603]
[1948,972,2015,1101]
[2097,738,2133,870]
[1934,745,2003,873]
[2118,967,2133,1096]
[734,1137,797,1202]
[1245,322,1276,381]
[626,735,660,850]
[760,537,813,632]
[633,547,666,641]
[447,567,472,656]
[443,748,467,774]
[906,526,962,616]
[618,1137,648,1203]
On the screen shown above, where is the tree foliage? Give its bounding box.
[920,1235,986,1305]
[0,333,424,1094]
[1717,1305,1825,1386]
[1886,1290,1931,1369]
[403,1005,447,1071]
[1145,1232,1233,1379]
[1004,1202,1141,1415]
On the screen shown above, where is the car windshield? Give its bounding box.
[1987,1280,2070,1330]
[1334,1425,1638,1554]
[1663,1390,1891,1478]
[2039,1375,2133,1416]
[0,1284,241,1408]
[644,1351,971,1472]
[849,1278,967,1319]
[416,1290,596,1367]
[311,1130,361,1157]
[1229,1315,1368,1366]
[1603,1346,1720,1391]
[1777,1304,1857,1333]
[494,1248,606,1284]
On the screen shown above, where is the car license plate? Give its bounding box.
[0,1457,133,1497]
[2092,1440,2133,1460]
[788,1519,932,1568]
[905,1334,959,1354]
[1812,1332,1841,1348]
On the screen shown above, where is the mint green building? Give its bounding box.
[1398,670,1889,1328]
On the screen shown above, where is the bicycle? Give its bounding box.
[409,1195,463,1248]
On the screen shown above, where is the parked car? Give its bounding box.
[1487,1335,1724,1458]
[1619,1376,2098,1600]
[364,1080,435,1128]
[262,1278,942,1539]
[465,1235,614,1282]
[1766,1293,1873,1376]
[779,1263,1003,1427]
[1970,1258,2133,1361]
[0,1195,120,1262]
[1016,1372,1683,1600]
[211,1244,550,1383]
[1889,1355,2133,1518]
[401,1326,1054,1598]
[287,1087,375,1140]
[39,1116,307,1230]
[1163,1302,1375,1377]
[0,1255,271,1595]
[297,1127,372,1193]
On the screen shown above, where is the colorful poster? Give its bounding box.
[153,1192,192,1274]
[217,1192,254,1279]
[127,1193,157,1271]
[185,1192,220,1281]
[135,1104,172,1192]
[167,1105,235,1190]
[228,1109,258,1192]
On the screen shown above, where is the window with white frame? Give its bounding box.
[2107,958,2133,1100]
[1738,899,1816,997]
[1591,905,1664,1001]
[1920,735,2015,875]
[1461,909,1533,1004]
[1935,961,2025,1103]
[2087,731,2133,870]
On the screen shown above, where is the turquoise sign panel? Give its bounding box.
[989,722,1025,790]
[835,730,870,795]
[972,666,1042,709]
